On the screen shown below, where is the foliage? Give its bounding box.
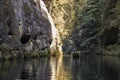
[0,43,11,60]
[72,0,120,54]
[73,0,102,51]
[0,43,10,52]
[49,0,120,54]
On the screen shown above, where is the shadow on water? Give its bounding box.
[71,55,120,80]
[0,55,120,80]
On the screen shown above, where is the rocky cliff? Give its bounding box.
[0,0,62,59]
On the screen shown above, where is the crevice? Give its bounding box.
[7,21,14,35]
[21,34,31,44]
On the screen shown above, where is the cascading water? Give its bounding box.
[38,0,63,54]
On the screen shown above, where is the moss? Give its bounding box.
[24,50,49,59]
[0,43,14,60]
[0,46,62,60]
[23,3,32,15]
[50,49,61,56]
[0,44,10,58]
[0,43,10,50]
[2,54,11,60]
[105,44,120,56]
[95,44,120,57]
[0,44,45,60]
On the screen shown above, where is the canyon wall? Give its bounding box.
[0,0,62,59]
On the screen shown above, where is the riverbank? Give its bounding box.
[96,44,120,57]
[0,49,63,61]
[0,46,120,60]
[0,50,46,61]
[71,47,120,58]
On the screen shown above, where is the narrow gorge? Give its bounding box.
[0,0,120,80]
[46,0,120,55]
[0,0,120,59]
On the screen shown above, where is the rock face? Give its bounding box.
[0,0,62,59]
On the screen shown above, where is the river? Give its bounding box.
[0,55,120,80]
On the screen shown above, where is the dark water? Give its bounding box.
[0,56,120,80]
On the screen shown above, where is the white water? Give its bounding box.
[39,0,62,52]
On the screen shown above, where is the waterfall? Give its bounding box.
[39,0,62,54]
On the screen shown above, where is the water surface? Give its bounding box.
[0,56,120,80]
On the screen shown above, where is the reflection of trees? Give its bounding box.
[74,56,120,80]
[101,57,120,80]
[77,56,103,80]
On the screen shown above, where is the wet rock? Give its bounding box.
[0,0,62,59]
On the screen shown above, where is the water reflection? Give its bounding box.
[50,56,72,80]
[0,56,120,80]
